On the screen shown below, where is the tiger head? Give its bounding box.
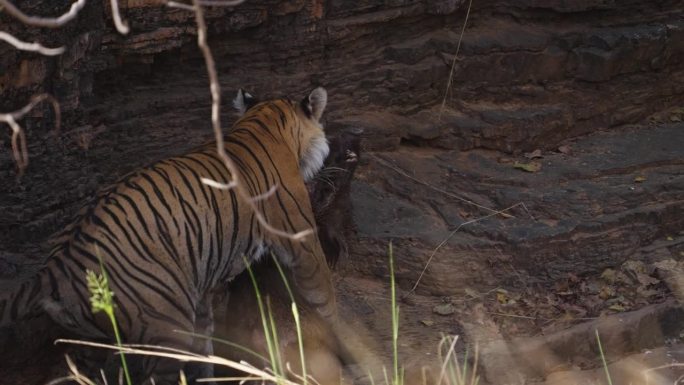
[233,87,330,182]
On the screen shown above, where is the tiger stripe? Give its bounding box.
[0,88,334,384]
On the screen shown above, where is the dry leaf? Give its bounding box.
[513,161,542,173]
[608,304,625,312]
[524,149,543,159]
[601,268,617,283]
[634,176,646,183]
[558,145,571,154]
[635,272,659,286]
[599,285,616,300]
[622,260,646,273]
[636,287,659,298]
[496,292,508,304]
[421,319,434,326]
[432,303,455,316]
[464,287,479,299]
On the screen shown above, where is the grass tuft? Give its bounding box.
[86,255,132,385]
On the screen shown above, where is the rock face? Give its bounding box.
[1,0,683,249]
[1,1,684,384]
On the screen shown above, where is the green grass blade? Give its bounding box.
[595,329,613,385]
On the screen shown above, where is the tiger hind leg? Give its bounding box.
[183,294,216,383]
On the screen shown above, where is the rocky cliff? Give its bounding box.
[1,1,684,383]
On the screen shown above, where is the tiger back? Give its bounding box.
[0,87,335,384]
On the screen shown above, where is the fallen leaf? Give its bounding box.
[496,292,508,304]
[558,145,572,154]
[670,115,682,122]
[608,304,625,312]
[653,259,678,271]
[634,176,646,183]
[667,236,674,241]
[432,303,455,316]
[599,285,616,300]
[601,268,617,283]
[615,271,634,285]
[421,319,434,326]
[524,149,543,159]
[636,287,660,298]
[513,161,542,173]
[635,272,659,286]
[464,288,479,299]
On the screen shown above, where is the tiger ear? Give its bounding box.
[233,88,258,115]
[301,87,327,121]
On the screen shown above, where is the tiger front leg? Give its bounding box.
[276,236,337,320]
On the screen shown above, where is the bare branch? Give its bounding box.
[371,153,514,218]
[191,0,312,241]
[0,0,87,28]
[0,31,64,55]
[405,202,532,298]
[109,0,130,34]
[0,94,61,175]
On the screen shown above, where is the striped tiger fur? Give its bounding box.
[0,87,336,384]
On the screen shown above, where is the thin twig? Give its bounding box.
[486,312,598,321]
[0,31,64,55]
[191,0,311,240]
[439,0,473,118]
[405,202,528,298]
[370,153,514,218]
[0,0,87,28]
[0,94,61,174]
[109,0,130,34]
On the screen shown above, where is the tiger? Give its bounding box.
[0,87,336,384]
[212,130,363,385]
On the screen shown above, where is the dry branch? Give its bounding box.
[0,0,87,28]
[0,31,64,55]
[405,202,534,298]
[191,0,312,240]
[0,94,61,175]
[109,0,130,34]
